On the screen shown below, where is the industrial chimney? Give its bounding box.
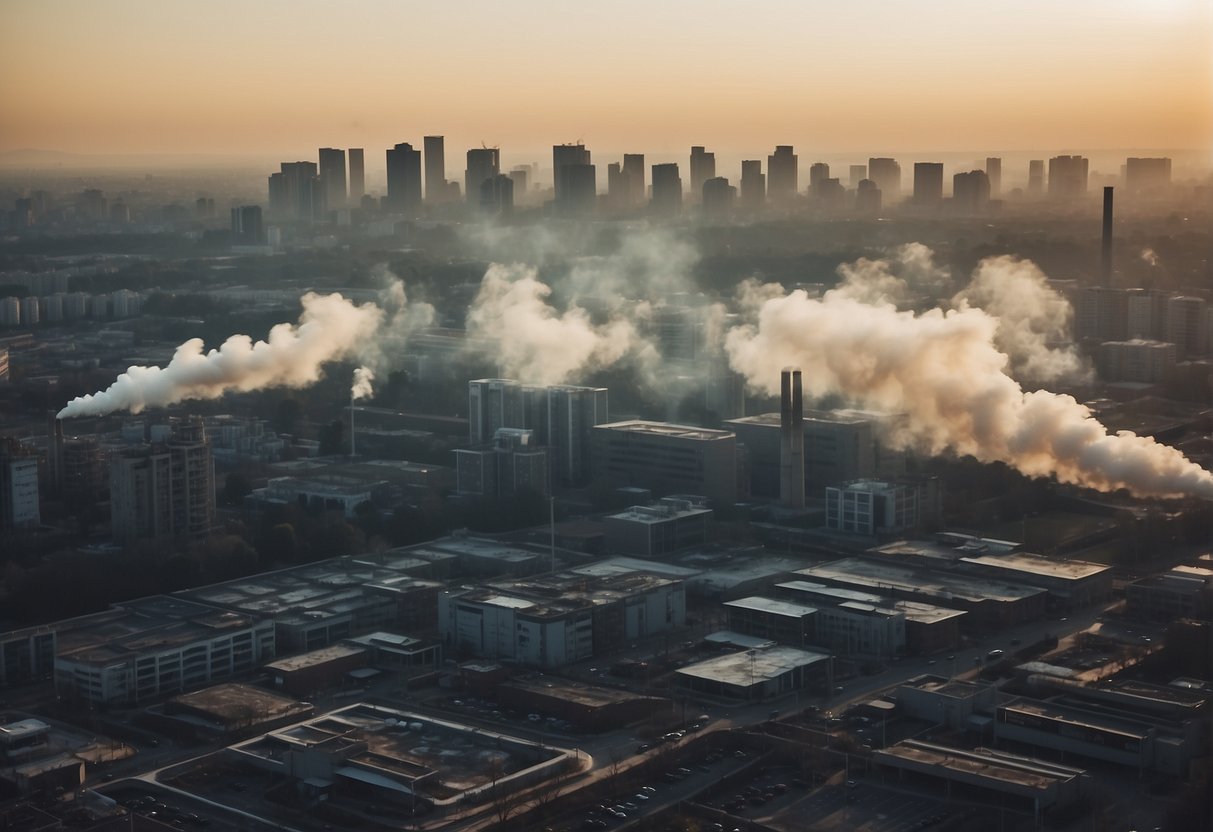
[1101,186,1113,286]
[780,368,805,509]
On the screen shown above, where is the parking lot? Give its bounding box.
[774,780,972,832]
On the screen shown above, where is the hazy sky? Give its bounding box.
[2,0,1210,162]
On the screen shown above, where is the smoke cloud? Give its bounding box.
[832,242,951,306]
[351,367,375,400]
[465,263,651,386]
[724,288,1213,500]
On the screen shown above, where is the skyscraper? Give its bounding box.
[423,136,446,203]
[318,147,347,209]
[767,146,798,205]
[479,174,514,215]
[230,205,264,245]
[622,154,645,206]
[1028,159,1045,195]
[465,148,501,205]
[952,170,990,213]
[848,164,867,190]
[702,177,736,220]
[348,148,365,202]
[553,144,595,216]
[1125,157,1171,192]
[689,146,716,197]
[1048,155,1089,199]
[809,162,830,191]
[548,385,609,487]
[868,158,901,202]
[913,162,944,205]
[740,160,765,211]
[855,179,881,214]
[508,166,529,201]
[386,143,423,214]
[268,161,323,221]
[110,418,213,544]
[985,157,1001,198]
[650,163,682,216]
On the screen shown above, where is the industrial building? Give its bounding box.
[603,497,712,556]
[591,420,738,503]
[956,552,1113,610]
[723,597,817,648]
[495,678,664,731]
[264,644,370,696]
[53,596,275,705]
[161,683,314,737]
[0,625,56,687]
[825,479,919,536]
[674,644,831,700]
[1125,565,1212,621]
[896,675,999,730]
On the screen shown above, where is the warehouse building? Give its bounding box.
[957,552,1112,610]
[604,497,713,556]
[675,644,832,701]
[723,597,817,648]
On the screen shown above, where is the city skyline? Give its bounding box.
[2,0,1210,163]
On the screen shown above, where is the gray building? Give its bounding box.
[592,420,737,503]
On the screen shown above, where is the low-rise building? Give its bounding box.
[724,596,817,648]
[604,497,712,556]
[591,420,737,503]
[675,644,832,700]
[1125,565,1213,622]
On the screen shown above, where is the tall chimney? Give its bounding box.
[780,368,805,509]
[1101,186,1113,286]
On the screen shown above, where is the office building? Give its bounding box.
[1165,295,1206,359]
[868,157,901,201]
[952,169,990,212]
[230,205,264,246]
[591,420,737,503]
[1125,157,1171,192]
[479,173,514,215]
[1098,339,1177,383]
[985,156,1001,197]
[385,142,423,215]
[1048,155,1089,199]
[650,163,682,216]
[913,162,944,205]
[848,164,867,190]
[549,385,609,486]
[826,480,919,536]
[809,162,830,192]
[553,143,596,216]
[675,644,831,700]
[1125,565,1212,622]
[607,162,626,210]
[348,148,364,201]
[0,439,40,532]
[724,596,817,648]
[423,135,446,203]
[740,160,765,210]
[318,147,347,209]
[465,147,500,205]
[508,166,529,200]
[110,418,214,544]
[689,146,716,197]
[603,498,712,556]
[622,153,645,206]
[455,428,549,499]
[767,146,798,205]
[1075,286,1129,341]
[701,176,736,219]
[1028,159,1045,195]
[856,179,881,214]
[268,161,322,221]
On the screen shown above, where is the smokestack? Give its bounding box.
[1101,186,1113,286]
[780,368,805,509]
[48,414,65,496]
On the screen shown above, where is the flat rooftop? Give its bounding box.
[901,675,987,698]
[1000,698,1153,741]
[265,644,366,673]
[608,504,713,524]
[798,558,1045,605]
[169,683,306,722]
[960,553,1110,582]
[875,739,1086,793]
[724,596,817,619]
[676,645,830,687]
[727,408,887,428]
[570,557,701,581]
[703,631,778,650]
[595,420,734,441]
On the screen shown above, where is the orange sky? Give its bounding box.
[2,0,1210,165]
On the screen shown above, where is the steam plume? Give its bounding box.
[725,288,1213,500]
[351,367,375,400]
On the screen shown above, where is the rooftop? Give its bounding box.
[798,558,1045,605]
[265,644,367,673]
[724,596,817,619]
[676,645,830,687]
[874,740,1086,793]
[595,420,734,441]
[960,553,1110,582]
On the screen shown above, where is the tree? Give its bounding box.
[257,523,297,564]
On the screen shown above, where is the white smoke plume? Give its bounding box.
[725,289,1213,500]
[58,292,384,419]
[832,243,951,306]
[1141,248,1159,267]
[952,256,1090,385]
[351,367,375,401]
[465,263,651,386]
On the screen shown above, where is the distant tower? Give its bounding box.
[1102,186,1114,286]
[779,369,805,509]
[985,157,1001,198]
[848,164,867,190]
[423,136,446,203]
[1048,155,1089,199]
[740,160,765,211]
[650,163,683,217]
[913,162,944,205]
[689,146,716,198]
[466,148,501,206]
[952,170,991,213]
[868,158,901,202]
[856,179,881,214]
[318,147,347,209]
[1028,160,1045,195]
[553,143,595,216]
[767,146,798,205]
[385,143,423,215]
[348,149,365,202]
[701,177,736,220]
[622,154,645,206]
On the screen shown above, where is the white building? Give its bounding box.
[1,454,40,531]
[438,589,594,668]
[826,480,918,535]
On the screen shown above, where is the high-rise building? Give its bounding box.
[268,161,323,221]
[809,162,830,193]
[952,170,990,213]
[985,157,1001,198]
[348,148,365,202]
[479,174,514,215]
[230,205,264,246]
[386,143,423,215]
[318,147,347,209]
[548,385,609,487]
[856,179,882,215]
[740,160,765,211]
[553,144,595,215]
[1048,155,1089,199]
[422,136,446,203]
[607,163,627,210]
[0,438,40,532]
[110,418,214,544]
[702,177,736,220]
[1166,296,1207,359]
[622,154,645,206]
[508,166,529,200]
[689,146,716,197]
[848,164,867,190]
[868,158,901,202]
[1028,160,1045,195]
[651,163,682,216]
[1125,157,1171,192]
[767,146,798,205]
[913,162,944,205]
[465,148,501,205]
